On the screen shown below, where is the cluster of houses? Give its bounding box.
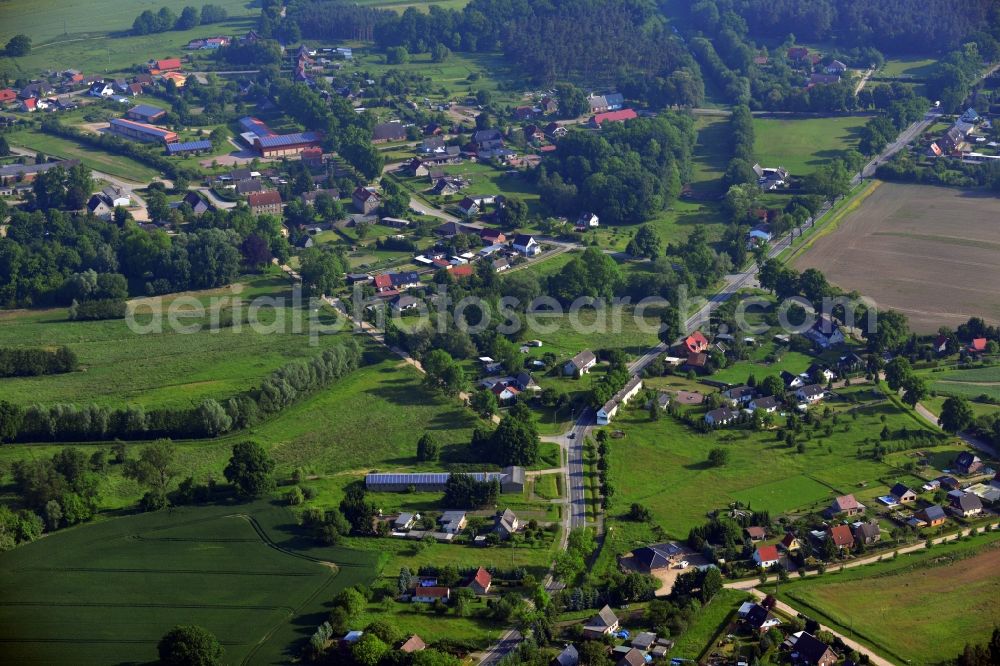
[479,370,541,406]
[340,631,426,655]
[0,65,179,114]
[928,107,998,163]
[552,601,841,666]
[385,505,525,546]
[0,158,80,197]
[784,47,848,89]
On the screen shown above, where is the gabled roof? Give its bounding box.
[399,635,426,653]
[632,542,682,570]
[955,451,981,467]
[592,109,637,125]
[553,644,579,666]
[567,350,596,369]
[618,648,645,666]
[828,524,854,547]
[853,521,880,542]
[755,544,779,562]
[919,504,946,521]
[951,492,983,511]
[471,566,492,588]
[745,526,766,539]
[795,632,835,664]
[247,190,282,207]
[512,233,536,247]
[590,605,618,629]
[797,384,825,398]
[781,532,799,548]
[890,483,914,498]
[831,494,859,511]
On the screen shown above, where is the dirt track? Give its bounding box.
[795,183,1000,332]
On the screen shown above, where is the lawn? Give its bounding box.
[689,115,730,197]
[8,127,161,181]
[0,276,349,410]
[603,385,941,538]
[879,57,938,79]
[0,500,379,665]
[533,473,563,500]
[776,533,1000,665]
[669,589,751,661]
[753,115,870,175]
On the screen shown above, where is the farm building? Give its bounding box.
[108,118,177,144]
[126,104,166,123]
[254,132,322,158]
[166,140,212,156]
[365,467,525,493]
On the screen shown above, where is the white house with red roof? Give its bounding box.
[752,544,780,568]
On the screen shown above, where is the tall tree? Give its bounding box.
[223,441,275,498]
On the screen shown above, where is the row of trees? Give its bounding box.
[0,346,78,378]
[2,341,361,443]
[132,4,228,35]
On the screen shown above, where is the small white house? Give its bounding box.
[795,384,825,403]
[577,212,600,228]
[752,545,780,568]
[512,234,540,257]
[89,82,115,98]
[705,407,738,426]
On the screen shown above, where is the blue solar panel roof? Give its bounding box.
[166,140,212,154]
[256,132,320,148]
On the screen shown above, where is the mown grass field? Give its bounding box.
[879,57,938,79]
[7,127,161,181]
[603,385,942,538]
[0,500,379,665]
[777,534,1000,665]
[669,589,750,661]
[753,115,869,175]
[0,277,346,410]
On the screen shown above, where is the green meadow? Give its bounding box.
[602,385,943,539]
[753,115,870,175]
[7,127,161,181]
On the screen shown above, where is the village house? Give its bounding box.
[630,542,683,572]
[545,122,568,139]
[552,645,579,666]
[564,350,597,376]
[373,121,407,144]
[617,648,645,666]
[752,544,780,568]
[827,524,855,550]
[458,197,480,217]
[247,190,283,216]
[467,567,492,595]
[492,382,520,405]
[682,331,710,355]
[87,194,114,219]
[744,604,781,634]
[803,314,845,349]
[512,234,540,256]
[890,483,917,504]
[399,636,426,654]
[596,375,643,425]
[825,494,861,518]
[913,504,947,528]
[480,228,506,244]
[405,158,429,178]
[472,129,504,152]
[954,451,984,476]
[582,605,620,639]
[180,191,210,215]
[352,187,381,215]
[949,492,983,518]
[745,526,766,541]
[852,521,881,545]
[439,510,468,534]
[394,512,417,530]
[749,396,780,413]
[796,384,825,404]
[494,508,520,539]
[722,386,756,407]
[780,532,801,552]
[791,632,838,666]
[705,407,738,427]
[576,212,600,229]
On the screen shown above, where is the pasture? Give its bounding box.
[7,128,161,181]
[752,115,869,175]
[0,277,348,410]
[603,385,941,538]
[0,500,379,665]
[777,534,1000,665]
[879,56,938,79]
[794,183,1000,332]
